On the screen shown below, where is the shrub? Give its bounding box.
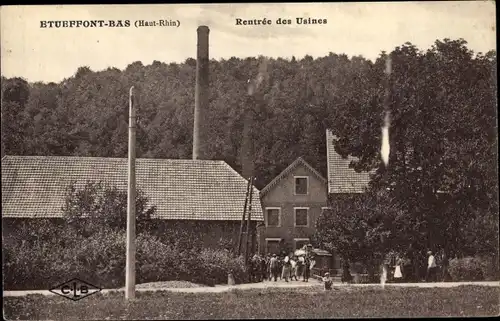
[136,232,182,283]
[198,248,247,285]
[448,257,484,281]
[4,228,248,290]
[477,255,500,281]
[3,226,126,290]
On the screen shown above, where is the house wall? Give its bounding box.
[146,219,259,253]
[260,163,328,254]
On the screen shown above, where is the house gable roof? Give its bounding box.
[326,130,373,193]
[1,155,263,221]
[260,157,327,197]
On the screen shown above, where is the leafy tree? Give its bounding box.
[61,181,156,236]
[322,39,497,260]
[314,189,401,280]
[1,77,31,155]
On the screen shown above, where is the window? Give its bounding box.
[294,207,309,227]
[294,238,310,251]
[321,207,331,214]
[265,207,281,227]
[294,176,309,195]
[266,238,281,254]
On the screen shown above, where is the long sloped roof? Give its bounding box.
[1,155,263,221]
[326,130,373,193]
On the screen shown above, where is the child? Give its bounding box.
[323,272,332,290]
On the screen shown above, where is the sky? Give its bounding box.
[1,2,496,83]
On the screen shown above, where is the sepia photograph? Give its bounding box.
[1,2,498,319]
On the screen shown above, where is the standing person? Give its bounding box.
[290,256,298,281]
[297,255,305,281]
[402,254,412,282]
[282,255,291,282]
[341,260,352,284]
[250,253,259,283]
[267,254,272,281]
[260,254,268,282]
[426,251,437,282]
[394,257,403,283]
[278,255,284,280]
[256,254,264,282]
[303,255,311,282]
[440,250,450,282]
[269,254,279,282]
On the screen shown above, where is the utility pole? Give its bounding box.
[125,86,136,300]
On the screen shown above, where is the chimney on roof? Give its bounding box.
[192,25,210,160]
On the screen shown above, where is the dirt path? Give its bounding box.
[4,280,499,297]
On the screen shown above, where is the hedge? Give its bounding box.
[4,229,247,291]
[448,256,500,282]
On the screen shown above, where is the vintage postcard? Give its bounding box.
[1,2,498,319]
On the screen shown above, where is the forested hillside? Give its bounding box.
[1,38,496,193]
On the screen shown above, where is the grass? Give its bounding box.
[3,285,499,319]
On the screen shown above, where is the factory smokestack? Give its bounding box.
[193,25,210,160]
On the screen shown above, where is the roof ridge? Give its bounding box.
[1,155,227,162]
[260,157,325,197]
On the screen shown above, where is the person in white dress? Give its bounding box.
[394,257,403,282]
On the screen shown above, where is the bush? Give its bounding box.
[4,227,247,290]
[477,255,500,281]
[136,232,192,284]
[3,227,126,290]
[198,248,247,285]
[448,257,485,281]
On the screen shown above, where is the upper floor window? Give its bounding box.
[294,207,309,227]
[266,207,281,227]
[294,176,309,195]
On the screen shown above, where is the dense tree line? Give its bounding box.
[1,38,497,262]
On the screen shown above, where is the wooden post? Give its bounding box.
[245,177,254,263]
[237,178,251,256]
[125,86,136,300]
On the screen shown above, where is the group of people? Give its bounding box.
[390,250,450,283]
[249,253,315,283]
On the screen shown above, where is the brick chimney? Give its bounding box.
[192,25,210,160]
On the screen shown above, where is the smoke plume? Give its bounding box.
[381,55,392,167]
[247,57,269,96]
